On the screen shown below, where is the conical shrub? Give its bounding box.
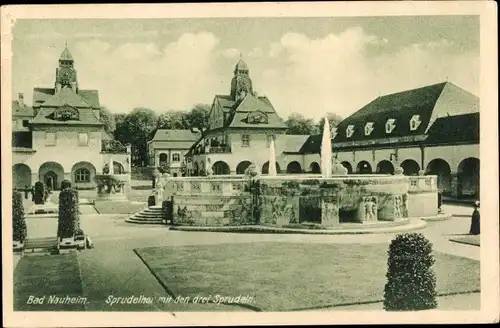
[383,232,437,311]
[58,188,80,239]
[13,191,27,243]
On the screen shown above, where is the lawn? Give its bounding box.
[14,253,86,311]
[135,242,480,311]
[450,235,480,247]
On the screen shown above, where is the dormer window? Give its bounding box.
[385,119,396,134]
[346,125,354,138]
[364,122,374,136]
[409,115,421,131]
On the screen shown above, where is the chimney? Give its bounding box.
[18,93,24,107]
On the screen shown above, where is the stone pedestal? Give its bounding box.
[321,198,339,226]
[94,174,129,201]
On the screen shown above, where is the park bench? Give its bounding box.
[23,237,59,254]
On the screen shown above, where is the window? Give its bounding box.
[364,122,374,136]
[45,132,56,146]
[385,119,396,134]
[346,125,354,138]
[409,115,421,131]
[266,134,275,147]
[172,153,181,162]
[241,134,250,147]
[75,168,90,182]
[78,132,89,146]
[22,120,29,127]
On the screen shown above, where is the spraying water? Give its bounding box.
[321,117,332,178]
[269,138,277,176]
[108,156,114,175]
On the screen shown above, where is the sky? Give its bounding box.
[11,16,479,121]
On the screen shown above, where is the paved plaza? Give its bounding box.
[16,202,480,311]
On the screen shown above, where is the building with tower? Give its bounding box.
[186,57,312,175]
[12,45,130,190]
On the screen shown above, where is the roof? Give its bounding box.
[424,113,479,144]
[235,59,248,71]
[40,87,92,108]
[59,46,74,61]
[222,94,287,130]
[298,134,322,154]
[12,101,34,118]
[151,129,201,142]
[333,82,448,143]
[280,135,310,153]
[30,106,102,125]
[33,87,100,108]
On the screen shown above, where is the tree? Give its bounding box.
[285,113,319,135]
[100,106,116,135]
[13,191,27,243]
[156,110,188,130]
[383,233,437,311]
[114,108,158,166]
[317,113,343,134]
[186,103,210,133]
[58,188,80,239]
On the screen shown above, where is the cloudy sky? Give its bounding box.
[11,16,479,120]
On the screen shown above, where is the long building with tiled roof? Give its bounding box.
[12,45,130,190]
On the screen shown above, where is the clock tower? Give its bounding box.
[230,55,253,101]
[55,44,78,92]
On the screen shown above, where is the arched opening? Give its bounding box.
[458,157,480,198]
[286,161,302,174]
[158,153,169,167]
[341,161,353,174]
[212,161,230,175]
[356,161,372,174]
[39,162,65,190]
[425,159,452,194]
[309,162,321,174]
[401,159,420,176]
[13,163,32,189]
[71,161,97,189]
[103,161,125,174]
[376,160,394,175]
[262,161,281,175]
[236,161,252,175]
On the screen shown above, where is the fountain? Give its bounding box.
[269,139,277,176]
[321,117,332,178]
[94,155,129,202]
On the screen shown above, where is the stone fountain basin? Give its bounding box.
[94,174,129,183]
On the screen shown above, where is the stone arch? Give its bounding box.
[39,162,65,190]
[376,160,394,175]
[356,161,372,174]
[236,161,252,175]
[13,163,32,189]
[262,161,281,175]
[458,157,480,198]
[286,161,302,174]
[401,159,420,176]
[212,161,230,175]
[341,161,353,174]
[425,158,452,193]
[309,162,321,174]
[71,161,97,188]
[103,161,125,174]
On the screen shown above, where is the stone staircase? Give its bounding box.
[126,205,165,224]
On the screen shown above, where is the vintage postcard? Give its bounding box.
[2,2,498,327]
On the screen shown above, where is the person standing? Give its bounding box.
[469,201,480,235]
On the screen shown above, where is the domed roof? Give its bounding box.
[235,58,248,71]
[59,46,74,61]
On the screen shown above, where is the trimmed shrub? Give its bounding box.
[57,188,80,239]
[13,191,27,243]
[148,195,156,207]
[34,181,45,205]
[61,179,72,190]
[383,233,437,311]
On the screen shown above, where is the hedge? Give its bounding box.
[61,179,72,190]
[58,188,80,239]
[383,232,437,311]
[13,191,27,243]
[34,181,45,205]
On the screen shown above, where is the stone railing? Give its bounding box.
[408,175,438,193]
[101,140,127,153]
[192,145,232,155]
[163,175,247,196]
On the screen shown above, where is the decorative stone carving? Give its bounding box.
[210,182,222,193]
[361,196,378,222]
[175,181,184,192]
[321,198,339,226]
[394,195,403,219]
[191,181,201,193]
[94,174,128,201]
